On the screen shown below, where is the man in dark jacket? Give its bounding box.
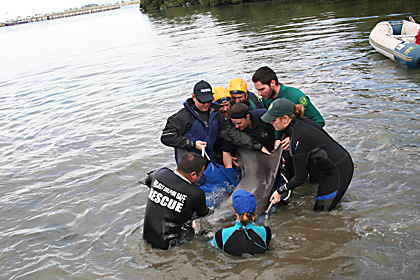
[143,152,209,249]
[161,80,266,163]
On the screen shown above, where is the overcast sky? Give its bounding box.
[0,0,118,21]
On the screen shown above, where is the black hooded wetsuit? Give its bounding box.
[284,119,354,210]
[143,168,209,249]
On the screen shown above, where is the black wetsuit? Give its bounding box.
[211,221,271,256]
[143,168,209,249]
[284,118,354,210]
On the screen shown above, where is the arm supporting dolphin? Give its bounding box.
[193,147,283,235]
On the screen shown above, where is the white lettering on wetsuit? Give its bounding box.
[149,180,188,212]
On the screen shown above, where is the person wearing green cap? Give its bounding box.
[208,190,271,256]
[261,98,354,211]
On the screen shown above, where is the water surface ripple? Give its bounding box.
[0,2,419,279]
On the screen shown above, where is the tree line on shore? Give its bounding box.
[139,0,258,11]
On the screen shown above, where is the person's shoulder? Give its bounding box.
[250,108,268,116]
[210,104,223,118]
[167,103,194,121]
[154,167,174,177]
[281,83,304,95]
[189,184,206,197]
[159,166,172,172]
[167,105,188,118]
[301,116,321,127]
[248,90,262,101]
[282,87,309,106]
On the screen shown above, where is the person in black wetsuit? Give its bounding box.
[143,152,210,249]
[208,190,271,256]
[261,98,354,211]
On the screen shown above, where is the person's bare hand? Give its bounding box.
[195,141,207,151]
[280,137,290,151]
[270,191,282,205]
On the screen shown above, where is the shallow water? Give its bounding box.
[0,1,419,279]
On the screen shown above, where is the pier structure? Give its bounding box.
[1,4,121,27]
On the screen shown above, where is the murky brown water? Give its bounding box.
[1,1,419,279]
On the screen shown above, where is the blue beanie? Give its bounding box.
[232,190,257,215]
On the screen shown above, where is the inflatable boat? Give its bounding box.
[369,19,420,68]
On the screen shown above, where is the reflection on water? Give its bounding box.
[0,1,419,279]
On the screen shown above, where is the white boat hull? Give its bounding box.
[369,20,420,68]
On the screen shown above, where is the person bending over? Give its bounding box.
[222,101,277,168]
[261,98,354,211]
[143,152,209,249]
[161,80,266,164]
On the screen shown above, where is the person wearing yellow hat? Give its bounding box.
[212,86,232,165]
[212,86,232,119]
[228,78,264,111]
[161,80,266,164]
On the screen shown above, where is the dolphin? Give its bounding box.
[192,146,283,235]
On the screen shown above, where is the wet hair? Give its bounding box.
[291,104,305,119]
[239,212,257,226]
[230,101,250,119]
[177,152,208,174]
[252,66,279,86]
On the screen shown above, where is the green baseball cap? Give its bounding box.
[261,98,295,123]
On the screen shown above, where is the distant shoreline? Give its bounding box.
[0,1,140,27]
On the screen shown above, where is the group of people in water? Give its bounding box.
[142,66,354,255]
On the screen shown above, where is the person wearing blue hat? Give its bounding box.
[208,190,271,256]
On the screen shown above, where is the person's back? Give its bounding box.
[209,190,271,256]
[212,220,271,256]
[286,118,351,187]
[143,153,209,249]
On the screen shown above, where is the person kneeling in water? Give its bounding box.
[143,152,209,249]
[208,190,271,256]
